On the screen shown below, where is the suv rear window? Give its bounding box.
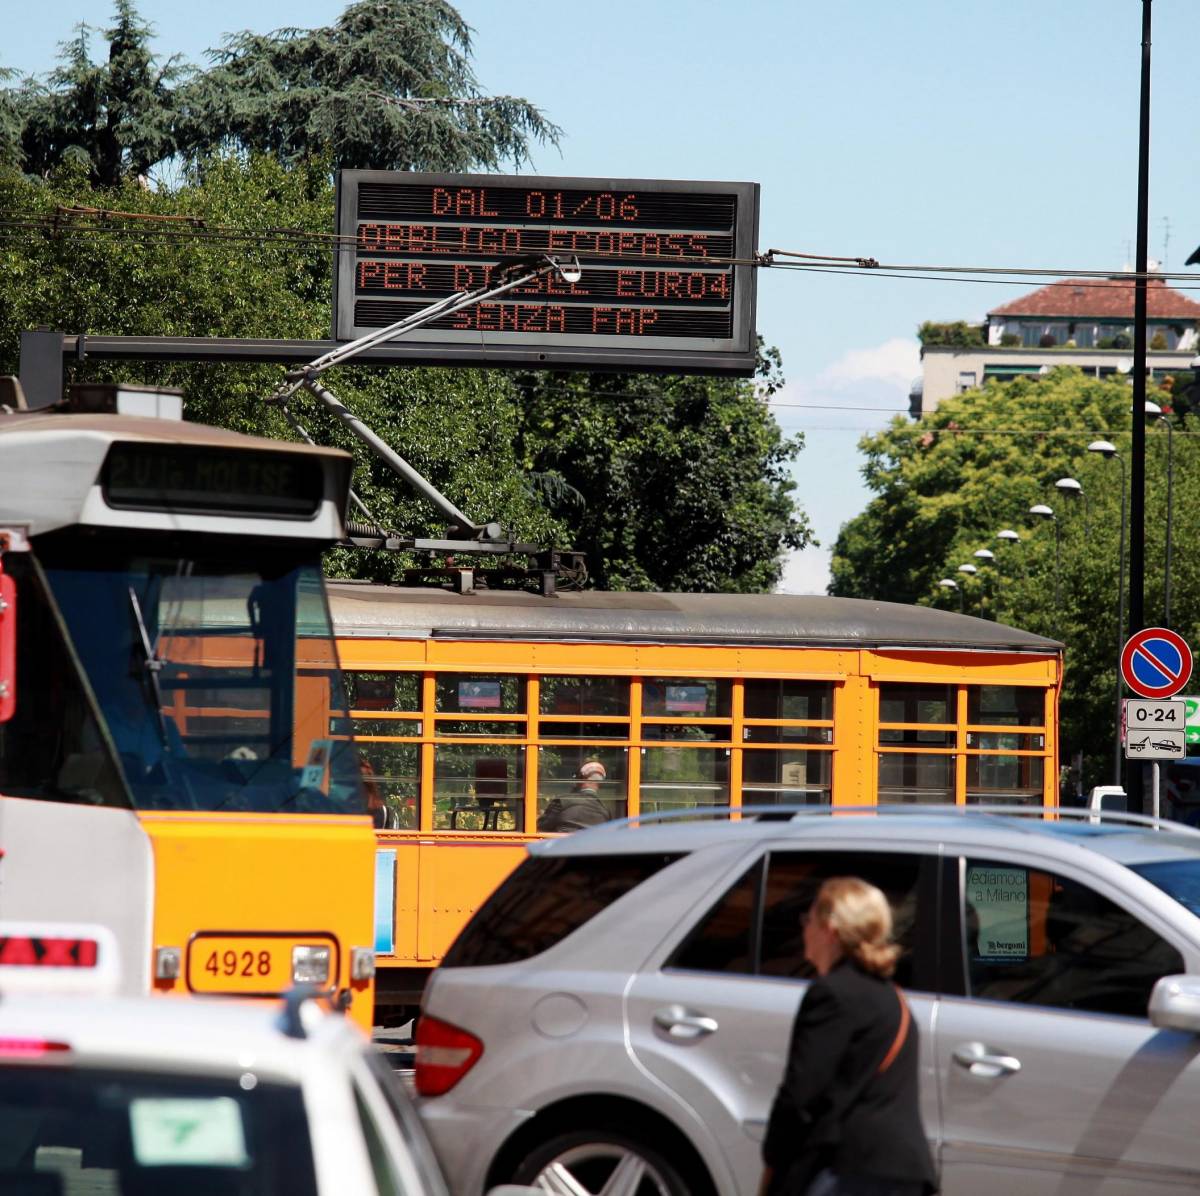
[441,853,681,967]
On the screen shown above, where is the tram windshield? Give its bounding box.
[39,536,365,815]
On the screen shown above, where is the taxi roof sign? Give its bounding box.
[0,922,119,996]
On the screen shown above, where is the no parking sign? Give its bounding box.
[1120,628,1194,699]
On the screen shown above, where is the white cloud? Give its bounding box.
[768,337,920,596]
[777,546,832,595]
[821,337,920,390]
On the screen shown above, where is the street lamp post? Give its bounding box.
[1089,440,1128,787]
[1055,476,1089,535]
[957,563,978,614]
[1144,399,1174,624]
[1029,504,1060,626]
[938,578,962,614]
[973,548,996,620]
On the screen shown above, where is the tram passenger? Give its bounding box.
[538,760,610,832]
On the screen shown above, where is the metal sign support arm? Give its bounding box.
[270,253,580,541]
[304,377,488,537]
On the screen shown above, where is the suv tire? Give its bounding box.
[511,1128,691,1196]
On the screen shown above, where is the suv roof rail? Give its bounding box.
[589,802,1200,838]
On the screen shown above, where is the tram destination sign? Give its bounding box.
[333,171,760,375]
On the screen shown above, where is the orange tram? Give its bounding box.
[323,584,1063,1015]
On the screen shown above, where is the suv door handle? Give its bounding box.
[653,1004,718,1040]
[953,1041,1021,1078]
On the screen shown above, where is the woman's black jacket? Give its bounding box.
[762,959,937,1194]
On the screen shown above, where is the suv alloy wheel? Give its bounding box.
[511,1129,691,1196]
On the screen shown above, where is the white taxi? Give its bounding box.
[0,921,529,1195]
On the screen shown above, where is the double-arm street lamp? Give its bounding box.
[1088,440,1128,785]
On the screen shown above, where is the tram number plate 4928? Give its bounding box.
[186,936,332,995]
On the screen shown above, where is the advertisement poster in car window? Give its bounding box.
[966,865,1029,959]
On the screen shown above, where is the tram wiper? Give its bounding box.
[128,586,171,749]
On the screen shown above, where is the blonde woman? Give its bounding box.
[760,877,937,1196]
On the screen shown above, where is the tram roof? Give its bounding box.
[0,412,351,540]
[326,583,1061,652]
[0,412,349,458]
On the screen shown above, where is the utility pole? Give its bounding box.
[1128,0,1153,809]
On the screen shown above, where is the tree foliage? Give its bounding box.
[830,367,1200,790]
[917,320,985,348]
[177,0,560,172]
[513,344,811,592]
[0,159,564,576]
[0,0,805,597]
[5,1,185,185]
[0,159,808,593]
[1,0,558,182]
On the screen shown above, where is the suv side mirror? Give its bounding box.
[1149,974,1200,1033]
[0,567,15,722]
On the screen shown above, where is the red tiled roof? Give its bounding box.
[989,277,1200,321]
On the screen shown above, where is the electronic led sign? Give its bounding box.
[334,171,760,376]
[102,444,324,519]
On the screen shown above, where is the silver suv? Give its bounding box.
[415,808,1200,1196]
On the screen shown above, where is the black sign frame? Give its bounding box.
[333,171,760,376]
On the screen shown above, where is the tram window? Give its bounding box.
[357,743,419,829]
[643,722,728,743]
[744,724,831,745]
[743,749,831,806]
[353,718,421,738]
[744,679,832,722]
[0,554,128,808]
[537,720,630,742]
[433,744,524,832]
[437,720,525,738]
[539,676,629,716]
[37,538,365,817]
[640,747,729,814]
[536,745,628,823]
[436,674,524,714]
[345,671,420,713]
[643,679,731,719]
[878,753,955,804]
[878,684,954,745]
[970,732,1043,751]
[968,685,1044,727]
[966,754,1044,805]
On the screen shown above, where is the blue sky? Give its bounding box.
[7,1,1198,591]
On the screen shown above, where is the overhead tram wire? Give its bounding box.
[10,210,1200,286]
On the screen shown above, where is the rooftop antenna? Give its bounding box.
[265,252,582,564]
[1161,215,1171,271]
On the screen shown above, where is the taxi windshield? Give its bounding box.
[40,536,364,815]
